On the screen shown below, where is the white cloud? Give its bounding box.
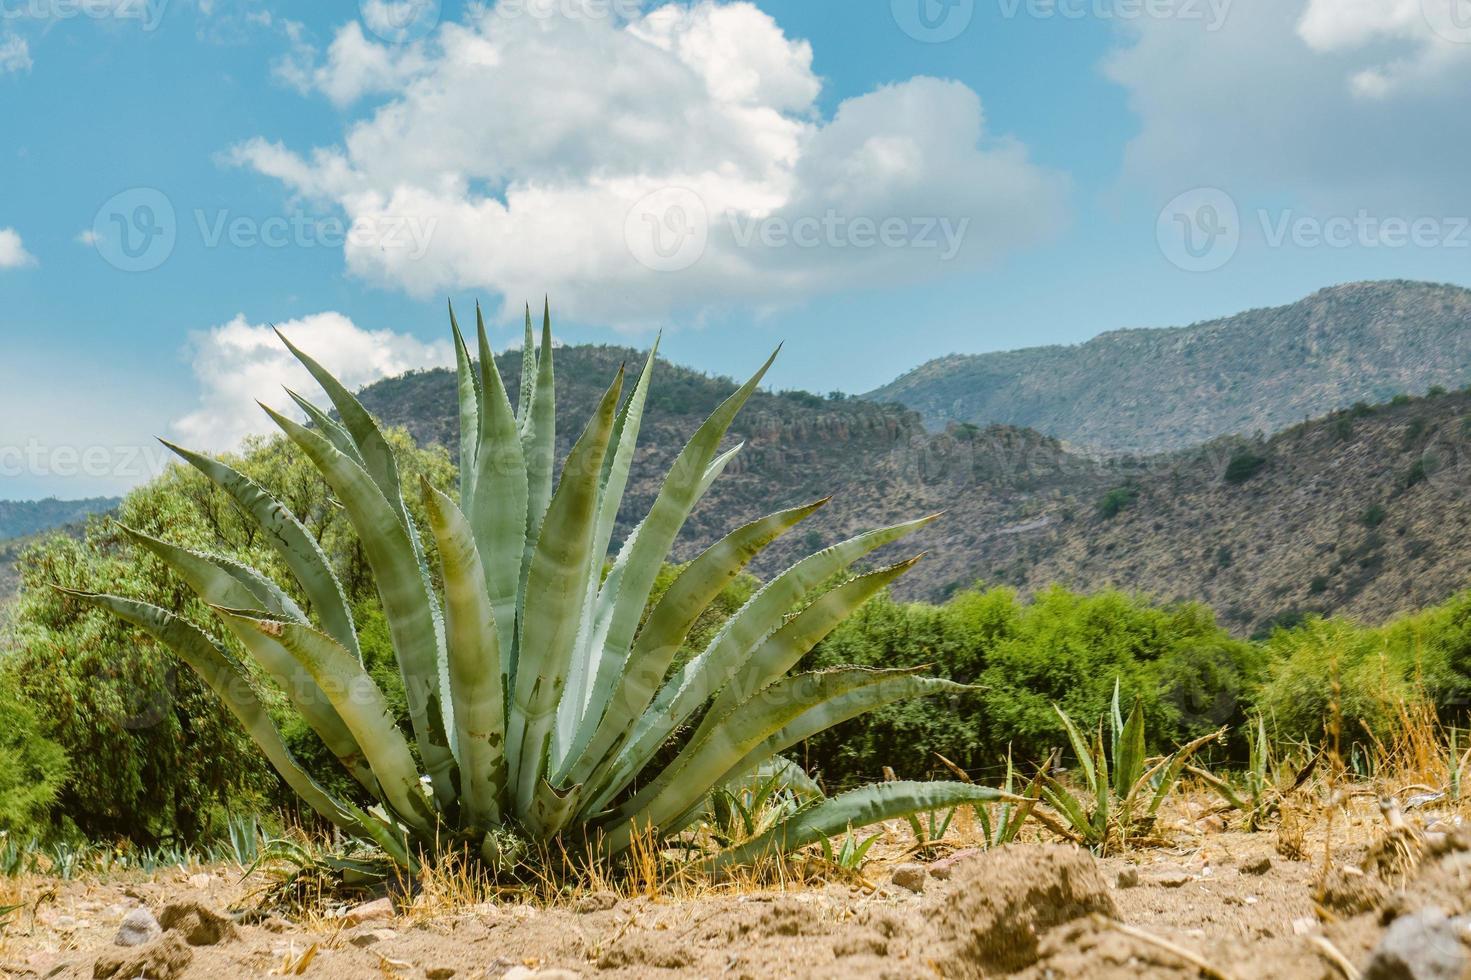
[0,34,31,74]
[171,312,453,451]
[75,229,99,246]
[1105,0,1471,213]
[0,228,36,269]
[235,1,1067,324]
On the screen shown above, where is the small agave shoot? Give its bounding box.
[67,303,1006,875]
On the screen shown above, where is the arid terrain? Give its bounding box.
[3,787,1464,980]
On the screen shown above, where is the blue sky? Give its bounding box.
[3,0,1471,499]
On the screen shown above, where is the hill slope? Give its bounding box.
[865,281,1471,453]
[0,497,118,540]
[358,344,1471,635]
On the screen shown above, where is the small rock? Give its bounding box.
[1292,916,1321,937]
[343,897,395,926]
[186,873,213,890]
[261,916,290,933]
[1240,856,1272,876]
[348,928,397,948]
[1146,869,1192,889]
[1116,867,1140,889]
[52,916,78,931]
[928,848,982,881]
[93,934,193,980]
[1364,908,1469,980]
[157,903,237,947]
[114,908,161,947]
[891,864,927,893]
[425,969,456,980]
[573,891,618,914]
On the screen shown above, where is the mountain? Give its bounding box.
[357,341,1471,636]
[0,498,118,541]
[865,281,1471,453]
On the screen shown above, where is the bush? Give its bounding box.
[1097,486,1139,519]
[1,429,457,844]
[1361,504,1387,528]
[0,687,69,841]
[800,586,1260,781]
[1224,452,1268,484]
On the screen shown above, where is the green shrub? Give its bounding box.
[0,687,70,841]
[1224,452,1267,484]
[1391,394,1413,406]
[2,429,456,844]
[1361,504,1388,528]
[1097,486,1139,519]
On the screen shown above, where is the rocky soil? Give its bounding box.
[4,796,1470,980]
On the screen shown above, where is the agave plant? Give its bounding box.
[66,303,1003,873]
[1041,682,1222,853]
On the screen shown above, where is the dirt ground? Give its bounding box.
[1,794,1465,979]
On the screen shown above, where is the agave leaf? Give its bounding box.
[1092,727,1110,842]
[274,328,407,528]
[607,668,958,849]
[421,480,506,830]
[560,498,829,789]
[449,304,481,509]
[663,671,966,835]
[520,302,556,596]
[586,516,937,814]
[215,609,436,832]
[117,525,374,792]
[200,552,309,623]
[471,311,529,680]
[506,367,624,822]
[560,339,658,756]
[160,441,359,659]
[701,781,1005,874]
[261,405,455,808]
[62,591,361,834]
[1114,697,1147,801]
[580,352,778,748]
[691,556,924,745]
[1143,728,1224,817]
[1052,704,1097,794]
[516,303,536,424]
[284,389,364,467]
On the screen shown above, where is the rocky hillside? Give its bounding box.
[0,497,117,540]
[358,344,1471,635]
[866,281,1471,453]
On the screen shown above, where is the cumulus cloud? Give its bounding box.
[171,312,453,451]
[1105,0,1471,213]
[0,228,36,269]
[234,1,1067,324]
